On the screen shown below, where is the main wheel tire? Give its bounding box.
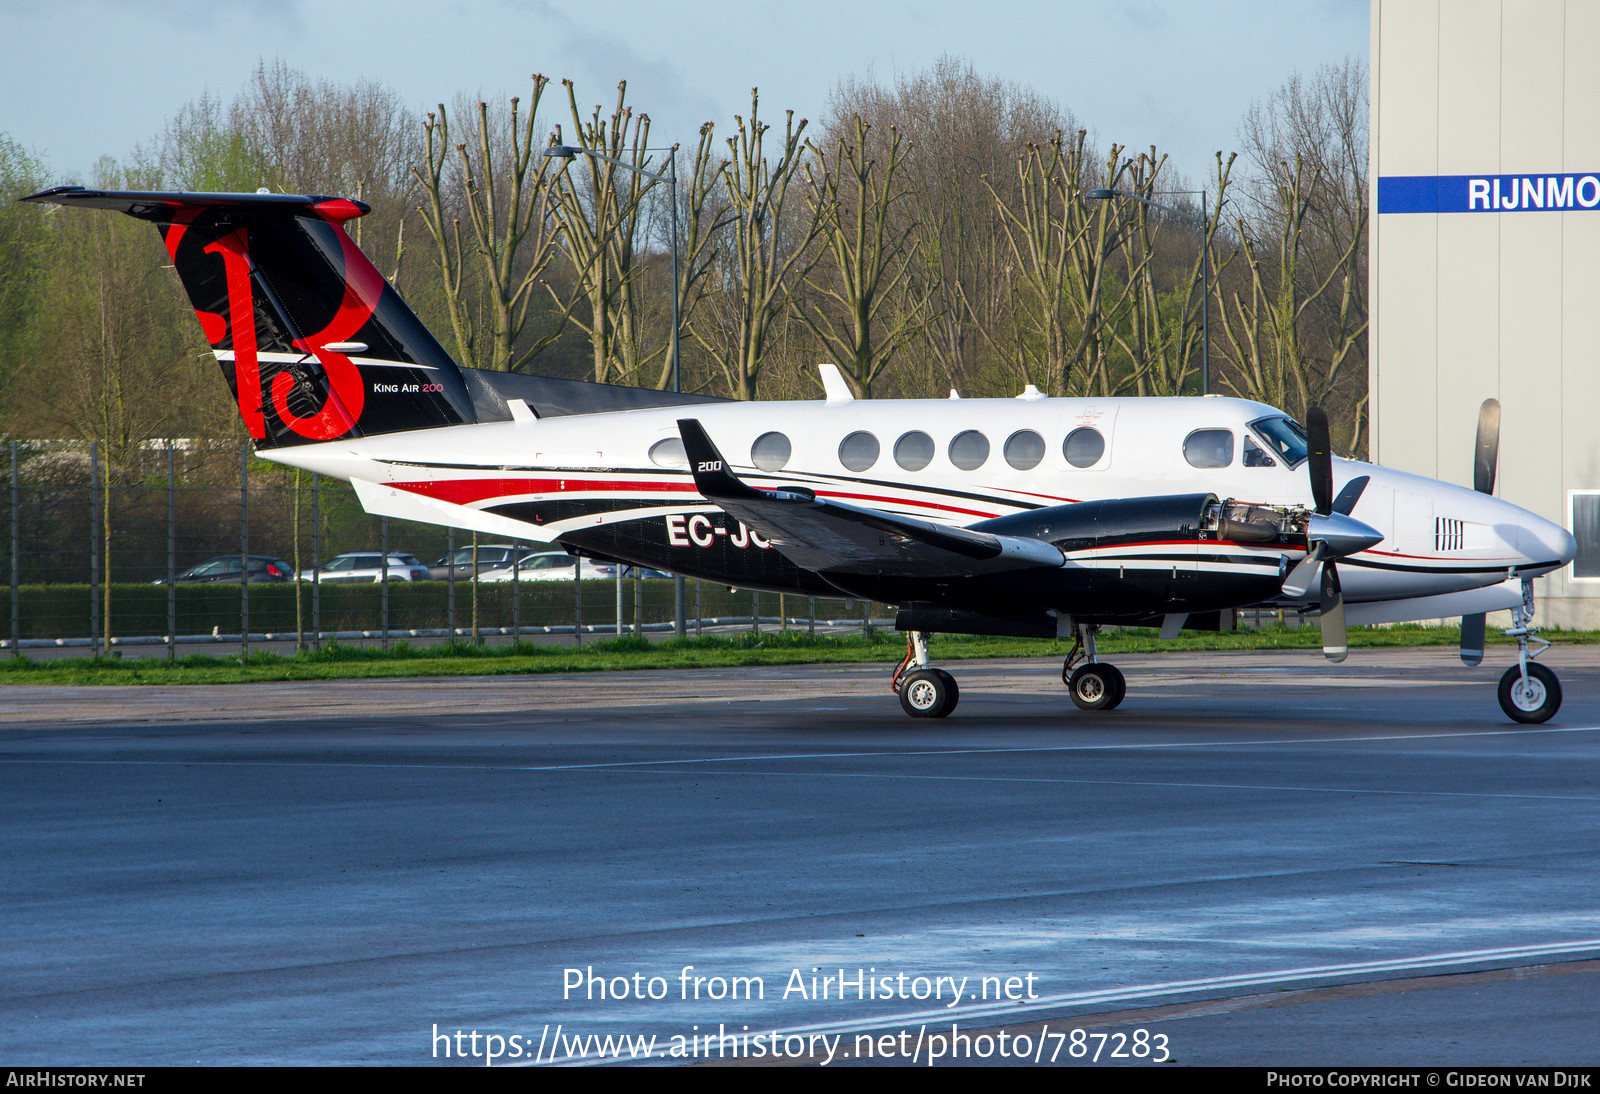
[1498,663,1562,724]
[1100,663,1127,710]
[933,669,959,716]
[1068,664,1119,712]
[899,668,955,719]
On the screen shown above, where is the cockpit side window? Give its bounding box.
[1243,437,1277,467]
[1183,429,1234,469]
[1249,416,1309,468]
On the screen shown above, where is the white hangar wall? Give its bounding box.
[1371,0,1600,627]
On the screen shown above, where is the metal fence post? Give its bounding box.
[312,472,321,650]
[511,540,521,644]
[614,568,622,636]
[447,526,456,643]
[808,596,815,636]
[471,531,480,646]
[695,579,702,638]
[10,442,18,659]
[9,441,18,662]
[751,590,759,633]
[167,444,175,663]
[573,558,581,646]
[381,515,390,651]
[90,441,99,658]
[632,568,642,638]
[674,574,686,639]
[240,443,249,659]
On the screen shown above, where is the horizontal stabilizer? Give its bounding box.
[350,479,544,543]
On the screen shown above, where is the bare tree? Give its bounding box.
[684,91,821,400]
[548,80,663,387]
[801,116,932,398]
[1224,59,1369,449]
[413,76,570,372]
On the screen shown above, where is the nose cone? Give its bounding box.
[1515,513,1577,572]
[1308,512,1384,559]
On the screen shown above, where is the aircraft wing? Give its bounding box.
[677,419,1064,577]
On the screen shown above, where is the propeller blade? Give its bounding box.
[1460,612,1486,667]
[1474,398,1500,495]
[1282,541,1325,599]
[1320,562,1348,663]
[1306,406,1333,516]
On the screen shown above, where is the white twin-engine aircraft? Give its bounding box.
[25,186,1577,723]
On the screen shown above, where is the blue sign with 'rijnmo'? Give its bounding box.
[1379,173,1600,213]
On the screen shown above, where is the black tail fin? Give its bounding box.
[22,187,476,448]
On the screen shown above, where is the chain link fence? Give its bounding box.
[1,441,887,659]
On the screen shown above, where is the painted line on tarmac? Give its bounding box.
[4,723,1600,779]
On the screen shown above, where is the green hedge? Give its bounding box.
[4,580,874,640]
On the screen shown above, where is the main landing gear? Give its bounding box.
[892,631,959,718]
[890,625,1131,719]
[1497,579,1562,724]
[1062,624,1126,711]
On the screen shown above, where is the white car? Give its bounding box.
[474,551,618,582]
[300,552,432,583]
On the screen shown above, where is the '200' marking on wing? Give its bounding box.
[666,514,771,549]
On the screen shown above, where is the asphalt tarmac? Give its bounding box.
[1,646,1597,1067]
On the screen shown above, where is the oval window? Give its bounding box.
[1183,428,1234,469]
[948,430,989,471]
[838,431,879,472]
[1003,430,1045,470]
[1062,427,1106,468]
[751,431,791,471]
[648,437,688,469]
[894,431,935,471]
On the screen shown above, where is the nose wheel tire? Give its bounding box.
[899,668,959,719]
[1498,663,1561,724]
[1068,663,1125,711]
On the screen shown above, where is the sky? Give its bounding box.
[3,0,1368,191]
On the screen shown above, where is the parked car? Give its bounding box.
[475,551,618,582]
[151,555,295,585]
[428,544,527,581]
[300,552,432,583]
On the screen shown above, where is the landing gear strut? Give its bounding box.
[1497,579,1561,724]
[1061,624,1126,711]
[893,630,959,719]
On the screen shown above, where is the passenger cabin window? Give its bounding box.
[839,431,879,472]
[1062,427,1105,468]
[751,431,791,471]
[894,431,934,471]
[1243,437,1277,467]
[1184,429,1234,469]
[949,430,989,470]
[1003,430,1045,470]
[649,438,689,469]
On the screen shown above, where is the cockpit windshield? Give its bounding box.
[1249,416,1309,468]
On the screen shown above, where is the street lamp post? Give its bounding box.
[1087,187,1211,396]
[546,143,687,636]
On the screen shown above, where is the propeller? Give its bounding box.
[1282,407,1380,663]
[1461,398,1501,667]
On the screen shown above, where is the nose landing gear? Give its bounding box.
[1497,579,1561,724]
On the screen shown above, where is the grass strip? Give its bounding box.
[2,625,1595,686]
